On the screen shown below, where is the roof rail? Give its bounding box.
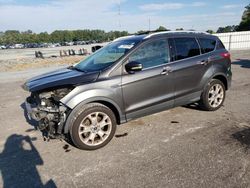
[143,30,209,39]
[113,35,136,42]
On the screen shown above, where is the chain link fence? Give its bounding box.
[214,31,250,50]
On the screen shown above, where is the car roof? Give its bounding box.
[115,31,217,43]
[145,31,208,38]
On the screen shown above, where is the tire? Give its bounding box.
[199,79,226,111]
[67,103,117,150]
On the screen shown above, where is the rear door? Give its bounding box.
[170,37,214,106]
[121,38,175,120]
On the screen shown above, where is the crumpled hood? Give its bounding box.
[22,68,99,92]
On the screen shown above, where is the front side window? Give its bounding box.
[199,38,216,53]
[174,38,200,60]
[129,39,169,69]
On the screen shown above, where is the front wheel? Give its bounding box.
[199,79,226,111]
[68,103,117,150]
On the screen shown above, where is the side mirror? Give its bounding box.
[125,61,143,73]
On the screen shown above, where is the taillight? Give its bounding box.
[221,52,231,59]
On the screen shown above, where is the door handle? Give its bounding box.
[161,66,172,75]
[197,59,208,65]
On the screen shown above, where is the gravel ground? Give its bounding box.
[0,50,249,188]
[0,43,107,72]
[0,43,106,61]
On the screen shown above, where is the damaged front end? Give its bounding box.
[25,88,73,140]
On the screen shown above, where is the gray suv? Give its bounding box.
[23,31,232,150]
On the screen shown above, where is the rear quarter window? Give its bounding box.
[216,39,225,50]
[199,38,216,53]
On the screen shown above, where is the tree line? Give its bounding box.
[0,30,129,45]
[209,4,250,33]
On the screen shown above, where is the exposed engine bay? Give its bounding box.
[25,87,73,140]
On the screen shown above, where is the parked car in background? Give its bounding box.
[47,43,61,48]
[24,43,40,48]
[22,31,232,150]
[91,45,103,52]
[0,45,6,49]
[14,44,24,49]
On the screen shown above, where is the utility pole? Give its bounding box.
[118,0,121,30]
[148,18,151,31]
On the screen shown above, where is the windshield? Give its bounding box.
[75,39,139,72]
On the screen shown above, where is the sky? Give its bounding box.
[0,0,248,33]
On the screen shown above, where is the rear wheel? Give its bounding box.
[199,79,226,111]
[68,103,116,150]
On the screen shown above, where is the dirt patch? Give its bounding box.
[0,56,84,72]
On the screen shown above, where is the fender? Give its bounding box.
[61,89,125,133]
[203,72,228,91]
[199,62,229,92]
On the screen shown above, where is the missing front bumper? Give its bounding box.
[25,100,47,121]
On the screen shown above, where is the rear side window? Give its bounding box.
[199,38,216,53]
[174,38,200,61]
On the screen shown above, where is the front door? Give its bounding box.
[121,38,175,120]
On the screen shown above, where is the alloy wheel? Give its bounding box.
[208,84,224,108]
[78,112,112,146]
